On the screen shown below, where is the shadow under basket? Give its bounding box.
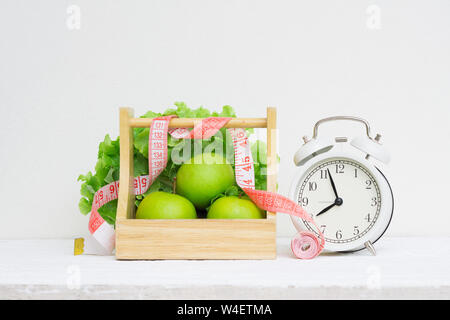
[115,107,277,260]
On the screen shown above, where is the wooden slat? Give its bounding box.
[266,107,277,221]
[116,219,276,260]
[116,108,135,221]
[130,117,267,128]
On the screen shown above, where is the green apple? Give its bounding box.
[176,153,235,209]
[207,196,265,219]
[136,191,197,219]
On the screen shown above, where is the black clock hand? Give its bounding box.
[316,203,336,217]
[327,168,339,199]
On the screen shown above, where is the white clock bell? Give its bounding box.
[289,116,394,255]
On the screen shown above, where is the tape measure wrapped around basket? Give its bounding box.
[80,107,324,259]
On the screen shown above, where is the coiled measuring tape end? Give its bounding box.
[74,238,85,255]
[291,231,322,259]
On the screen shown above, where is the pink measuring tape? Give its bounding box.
[87,116,325,259]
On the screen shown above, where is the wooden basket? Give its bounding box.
[115,107,277,260]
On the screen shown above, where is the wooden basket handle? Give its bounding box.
[116,107,277,222]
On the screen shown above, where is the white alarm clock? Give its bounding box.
[289,116,394,255]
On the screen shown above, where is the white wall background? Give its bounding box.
[1,0,449,239]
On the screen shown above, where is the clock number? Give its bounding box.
[320,170,328,179]
[301,197,309,206]
[354,168,358,178]
[308,182,317,191]
[371,197,378,207]
[365,213,371,222]
[336,230,343,239]
[335,164,344,174]
[320,225,326,233]
[366,180,372,189]
[353,226,360,235]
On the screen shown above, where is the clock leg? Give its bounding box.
[364,241,377,256]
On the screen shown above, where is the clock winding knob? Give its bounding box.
[302,136,309,144]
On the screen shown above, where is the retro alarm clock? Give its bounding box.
[289,116,394,255]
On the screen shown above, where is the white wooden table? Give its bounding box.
[0,237,449,299]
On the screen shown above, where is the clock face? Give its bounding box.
[297,158,382,245]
